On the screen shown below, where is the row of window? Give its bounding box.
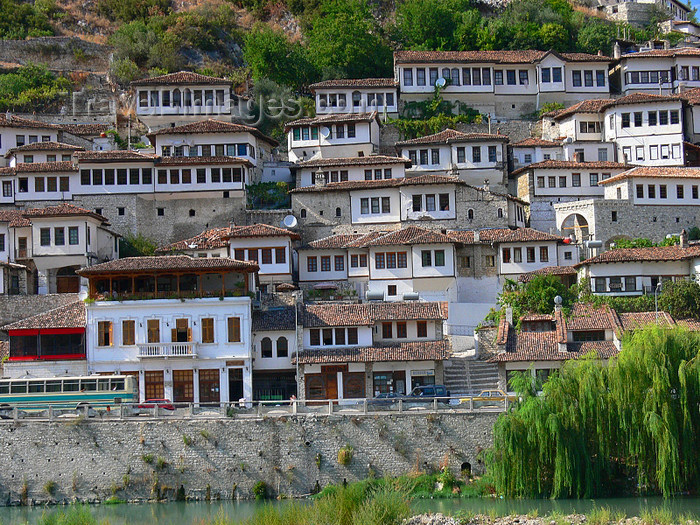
[375,252,408,270]
[233,247,286,265]
[138,89,227,108]
[161,144,255,158]
[317,92,395,108]
[412,193,450,212]
[635,183,700,200]
[364,168,393,180]
[571,70,607,88]
[306,249,447,272]
[624,66,700,86]
[259,336,289,358]
[22,154,72,163]
[307,255,345,273]
[96,317,241,347]
[78,167,245,186]
[619,110,680,128]
[402,67,605,88]
[360,196,391,215]
[12,176,70,195]
[292,124,356,142]
[403,67,492,87]
[536,172,612,189]
[622,143,681,162]
[39,226,81,247]
[593,276,639,293]
[309,327,359,346]
[14,135,53,147]
[380,321,428,339]
[501,246,549,264]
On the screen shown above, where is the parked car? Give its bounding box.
[137,399,175,411]
[407,385,450,398]
[464,389,517,407]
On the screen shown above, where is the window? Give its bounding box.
[122,320,135,346]
[307,257,317,272]
[539,247,549,262]
[484,255,495,267]
[227,317,241,342]
[648,184,656,199]
[347,328,358,345]
[572,173,581,187]
[526,247,535,263]
[472,146,481,163]
[426,194,436,211]
[636,146,644,161]
[502,247,511,263]
[98,321,113,347]
[412,194,422,212]
[431,149,440,165]
[612,210,617,222]
[434,250,445,266]
[371,197,380,213]
[518,70,528,85]
[439,193,450,211]
[417,321,428,338]
[45,176,56,190]
[584,70,593,87]
[382,322,392,339]
[660,185,667,199]
[589,173,599,187]
[320,256,331,272]
[637,184,644,198]
[541,68,551,83]
[621,113,630,128]
[596,70,606,87]
[548,176,556,188]
[572,71,582,87]
[488,146,497,163]
[381,197,390,213]
[54,227,65,246]
[694,186,699,199]
[360,198,369,214]
[40,228,50,246]
[660,111,669,125]
[375,253,385,269]
[416,68,426,86]
[506,70,516,85]
[421,250,432,267]
[634,112,643,127]
[559,176,567,188]
[625,277,636,292]
[2,181,11,197]
[403,69,413,86]
[552,67,562,82]
[513,247,522,263]
[420,149,428,165]
[260,337,273,358]
[396,322,407,339]
[201,318,214,343]
[670,110,680,125]
[494,70,503,85]
[310,329,320,346]
[649,111,657,126]
[334,255,344,271]
[34,177,44,192]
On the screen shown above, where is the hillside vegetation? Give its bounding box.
[1,0,687,92]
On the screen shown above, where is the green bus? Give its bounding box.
[0,375,138,410]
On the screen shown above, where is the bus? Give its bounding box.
[0,375,138,411]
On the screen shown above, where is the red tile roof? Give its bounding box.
[395,129,508,146]
[511,160,628,176]
[296,155,411,169]
[59,123,110,136]
[2,301,85,331]
[225,224,300,240]
[544,98,614,120]
[155,155,253,167]
[565,303,619,331]
[0,114,57,130]
[361,226,455,246]
[5,161,77,174]
[511,138,561,147]
[489,329,619,362]
[76,150,156,162]
[131,71,231,86]
[621,48,700,59]
[77,255,259,275]
[293,340,450,364]
[578,245,700,265]
[290,173,463,193]
[617,311,675,331]
[448,227,564,244]
[598,166,700,185]
[157,227,233,253]
[150,119,278,146]
[22,203,108,223]
[309,78,397,90]
[303,233,373,250]
[518,265,578,282]
[6,141,83,157]
[301,301,448,327]
[285,112,379,130]
[394,50,611,64]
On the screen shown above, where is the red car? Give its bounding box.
[137,399,175,410]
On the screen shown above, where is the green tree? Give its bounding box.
[120,233,157,257]
[0,63,70,112]
[97,0,172,22]
[576,19,616,56]
[393,0,472,50]
[489,325,700,498]
[305,0,392,79]
[491,275,576,324]
[110,18,183,72]
[539,23,568,51]
[454,9,484,51]
[658,280,700,320]
[0,0,53,38]
[243,23,316,90]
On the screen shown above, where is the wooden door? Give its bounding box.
[325,373,338,400]
[57,276,80,293]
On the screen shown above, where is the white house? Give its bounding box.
[395,129,508,188]
[251,306,297,401]
[6,141,83,166]
[285,112,381,162]
[132,71,241,131]
[395,49,612,119]
[511,138,565,171]
[295,155,410,187]
[295,301,450,400]
[617,48,700,95]
[0,114,59,166]
[309,78,399,118]
[79,255,260,403]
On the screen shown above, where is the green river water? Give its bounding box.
[0,497,697,524]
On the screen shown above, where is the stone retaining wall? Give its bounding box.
[0,413,497,505]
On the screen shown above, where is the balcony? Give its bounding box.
[137,342,198,358]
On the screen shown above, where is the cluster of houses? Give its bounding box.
[4,39,700,403]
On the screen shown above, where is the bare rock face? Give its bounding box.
[404,515,462,525]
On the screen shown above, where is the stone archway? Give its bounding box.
[56,265,81,293]
[558,213,590,244]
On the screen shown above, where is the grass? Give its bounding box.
[38,505,100,525]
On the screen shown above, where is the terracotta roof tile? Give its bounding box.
[598,166,700,185]
[673,318,700,330]
[225,224,300,240]
[0,114,57,130]
[301,301,447,327]
[156,155,253,167]
[6,141,83,156]
[290,173,463,193]
[21,203,107,222]
[544,98,614,120]
[578,245,700,265]
[252,307,296,331]
[77,255,259,275]
[59,123,110,136]
[76,150,156,162]
[285,112,378,130]
[395,129,508,146]
[511,160,628,176]
[303,233,372,250]
[565,303,617,331]
[8,161,77,174]
[448,227,564,244]
[131,71,231,86]
[157,227,233,252]
[621,48,700,59]
[518,265,578,282]
[296,155,411,169]
[2,301,85,330]
[361,226,455,246]
[512,137,561,147]
[309,78,397,90]
[489,330,618,362]
[150,119,278,146]
[394,50,610,64]
[293,340,450,364]
[617,311,675,331]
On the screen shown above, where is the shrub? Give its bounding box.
[337,445,354,466]
[142,453,154,464]
[43,480,57,496]
[155,456,168,470]
[252,480,268,500]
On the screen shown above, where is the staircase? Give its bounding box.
[444,356,499,395]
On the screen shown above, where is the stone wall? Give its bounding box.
[0,413,498,504]
[0,37,111,73]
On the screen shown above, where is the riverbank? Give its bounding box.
[406,513,700,525]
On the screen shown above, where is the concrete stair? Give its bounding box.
[444,356,499,395]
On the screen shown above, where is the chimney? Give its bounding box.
[314,169,327,188]
[474,230,480,243]
[483,179,490,192]
[663,39,671,50]
[505,306,513,326]
[613,42,621,60]
[680,229,689,248]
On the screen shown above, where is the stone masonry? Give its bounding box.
[0,413,497,504]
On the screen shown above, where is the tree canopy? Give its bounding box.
[489,324,700,498]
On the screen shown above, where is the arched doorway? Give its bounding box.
[559,213,590,244]
[56,266,81,293]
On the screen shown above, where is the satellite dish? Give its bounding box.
[435,77,447,88]
[78,290,88,301]
[320,126,331,139]
[188,243,198,249]
[282,215,298,228]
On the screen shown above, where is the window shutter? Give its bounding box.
[171,328,177,342]
[108,323,113,346]
[187,328,192,342]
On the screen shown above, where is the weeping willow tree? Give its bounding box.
[489,325,700,498]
